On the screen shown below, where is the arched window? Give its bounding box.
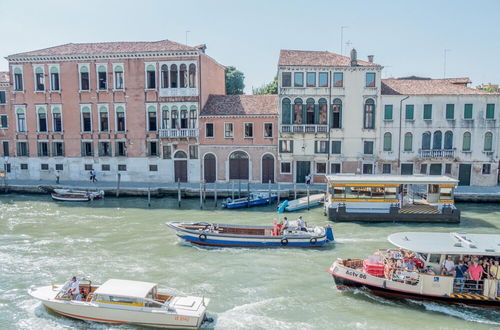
[281,98,291,125]
[180,106,188,128]
[383,132,392,152]
[318,98,327,125]
[331,98,342,129]
[146,64,155,89]
[363,98,375,129]
[404,132,413,152]
[161,64,169,88]
[484,132,493,151]
[161,105,169,129]
[189,106,197,128]
[16,107,26,132]
[37,107,47,132]
[179,64,187,88]
[229,151,249,159]
[293,98,303,124]
[116,105,126,132]
[170,64,178,88]
[79,65,89,91]
[52,106,62,132]
[50,66,60,91]
[171,107,178,129]
[147,105,157,131]
[174,150,187,158]
[444,131,453,149]
[113,65,124,90]
[433,131,442,149]
[189,64,196,88]
[462,132,471,151]
[422,132,431,150]
[35,67,45,91]
[306,98,315,124]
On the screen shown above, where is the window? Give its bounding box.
[383,132,392,152]
[37,107,47,132]
[98,141,111,157]
[149,164,158,172]
[55,164,63,171]
[162,145,171,159]
[101,164,110,171]
[319,72,328,87]
[115,141,126,157]
[282,72,291,87]
[52,106,62,132]
[306,72,316,87]
[264,123,273,138]
[16,141,28,157]
[97,65,107,90]
[363,164,373,174]
[484,132,493,151]
[180,108,188,129]
[205,123,214,138]
[365,73,376,87]
[99,106,109,132]
[279,140,293,153]
[161,106,169,129]
[171,109,178,128]
[84,164,93,171]
[363,99,375,129]
[464,104,473,119]
[482,164,491,175]
[445,163,452,175]
[316,162,326,174]
[363,141,374,154]
[147,141,158,157]
[189,64,196,88]
[118,164,127,171]
[189,145,198,159]
[0,115,7,128]
[189,108,196,128]
[280,162,291,174]
[50,66,60,91]
[429,163,442,175]
[16,108,26,132]
[420,164,427,174]
[147,106,157,131]
[224,123,233,138]
[446,104,455,119]
[161,64,169,88]
[421,132,431,150]
[40,164,49,171]
[330,163,341,174]
[332,98,342,128]
[81,141,93,157]
[333,72,343,87]
[462,132,471,151]
[331,141,341,154]
[81,106,92,132]
[52,142,64,157]
[486,104,495,119]
[293,98,303,124]
[170,64,178,88]
[306,98,315,124]
[2,141,8,157]
[0,91,5,104]
[20,163,28,170]
[13,67,23,91]
[444,131,453,149]
[281,98,291,125]
[382,163,391,174]
[179,64,187,88]
[115,105,126,132]
[35,67,45,91]
[80,65,90,91]
[423,104,432,120]
[114,65,124,90]
[404,133,413,152]
[405,104,414,120]
[384,105,393,120]
[294,72,303,87]
[401,163,413,175]
[433,131,442,150]
[316,98,326,125]
[315,141,329,154]
[244,123,253,138]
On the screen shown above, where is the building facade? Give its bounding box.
[1,40,225,183]
[199,95,278,183]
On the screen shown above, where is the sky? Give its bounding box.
[1,0,499,93]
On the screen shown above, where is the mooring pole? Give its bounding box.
[203,180,206,203]
[307,184,310,211]
[116,173,121,197]
[294,182,297,200]
[277,183,280,205]
[147,187,151,207]
[199,181,203,209]
[214,181,218,207]
[177,179,181,208]
[247,182,250,208]
[232,180,235,200]
[268,180,271,203]
[238,180,242,198]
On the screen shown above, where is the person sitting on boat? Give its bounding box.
[454,260,468,293]
[281,217,289,235]
[67,276,79,298]
[297,216,307,232]
[441,256,455,276]
[424,266,435,275]
[75,288,86,301]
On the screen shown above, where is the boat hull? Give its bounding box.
[222,196,277,209]
[51,194,90,202]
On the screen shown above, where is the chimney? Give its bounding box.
[367,55,374,63]
[350,48,357,67]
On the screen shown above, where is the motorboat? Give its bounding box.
[278,193,325,212]
[51,189,104,202]
[166,221,334,247]
[328,232,500,308]
[221,192,277,209]
[29,278,212,328]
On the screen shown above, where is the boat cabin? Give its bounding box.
[325,174,460,223]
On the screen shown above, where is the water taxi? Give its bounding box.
[51,189,104,202]
[324,174,460,223]
[29,278,211,328]
[328,232,500,308]
[221,192,277,209]
[278,193,325,212]
[167,221,334,247]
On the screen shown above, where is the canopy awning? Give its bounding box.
[94,279,157,298]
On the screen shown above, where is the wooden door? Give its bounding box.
[261,154,274,183]
[296,161,310,183]
[174,160,188,182]
[229,151,249,180]
[204,154,216,183]
[458,164,471,186]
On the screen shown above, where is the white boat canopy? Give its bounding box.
[325,174,458,186]
[388,232,500,256]
[93,279,157,298]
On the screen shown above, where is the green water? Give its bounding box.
[0,195,499,329]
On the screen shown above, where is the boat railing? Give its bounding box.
[452,278,487,295]
[389,267,420,285]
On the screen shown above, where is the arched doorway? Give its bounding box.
[204,153,216,183]
[229,151,249,180]
[261,154,275,183]
[174,150,188,182]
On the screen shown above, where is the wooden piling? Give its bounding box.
[277,183,280,204]
[203,180,206,203]
[147,187,151,207]
[116,173,121,197]
[294,182,297,200]
[268,180,271,204]
[238,180,242,198]
[214,182,218,207]
[247,182,250,208]
[232,181,235,200]
[307,185,310,211]
[177,179,181,208]
[199,181,203,209]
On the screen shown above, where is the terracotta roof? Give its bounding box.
[381,78,495,95]
[0,72,9,83]
[279,49,380,67]
[9,40,198,57]
[200,95,278,116]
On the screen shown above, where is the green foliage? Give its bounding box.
[225,66,245,95]
[253,76,278,95]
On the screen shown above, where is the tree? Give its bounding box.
[225,66,245,95]
[253,76,278,95]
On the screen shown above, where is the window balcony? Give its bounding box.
[159,128,198,138]
[159,87,198,97]
[418,148,456,159]
[280,124,328,134]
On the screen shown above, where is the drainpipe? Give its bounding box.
[398,96,410,173]
[327,70,332,167]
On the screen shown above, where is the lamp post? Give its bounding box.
[398,96,410,173]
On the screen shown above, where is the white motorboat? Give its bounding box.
[29,278,211,329]
[51,189,104,202]
[278,193,325,212]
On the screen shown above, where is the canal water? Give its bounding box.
[0,195,499,330]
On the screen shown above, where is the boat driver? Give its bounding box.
[297,216,307,232]
[280,217,289,235]
[67,276,79,298]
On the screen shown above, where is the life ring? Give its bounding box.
[199,234,207,241]
[281,238,288,246]
[310,237,317,245]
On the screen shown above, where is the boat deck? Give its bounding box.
[399,204,439,214]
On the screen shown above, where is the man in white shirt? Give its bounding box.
[67,276,79,298]
[297,216,306,231]
[441,256,455,275]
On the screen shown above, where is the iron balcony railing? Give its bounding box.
[159,128,198,138]
[280,124,329,134]
[418,148,456,159]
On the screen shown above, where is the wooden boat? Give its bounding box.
[329,232,500,309]
[29,278,212,328]
[166,221,334,247]
[51,189,104,202]
[278,193,325,212]
[221,192,277,209]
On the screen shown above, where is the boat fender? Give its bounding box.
[199,234,207,241]
[310,237,317,244]
[281,238,288,246]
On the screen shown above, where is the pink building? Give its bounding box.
[0,72,12,172]
[199,95,279,183]
[2,40,225,182]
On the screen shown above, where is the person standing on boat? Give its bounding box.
[56,170,60,184]
[441,255,455,276]
[490,260,500,296]
[297,216,307,232]
[281,217,289,235]
[454,261,468,293]
[67,276,79,298]
[305,174,311,185]
[468,259,483,293]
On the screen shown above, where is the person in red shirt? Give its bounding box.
[468,259,484,293]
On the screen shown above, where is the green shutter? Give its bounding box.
[423,104,432,120]
[486,104,495,119]
[383,133,392,151]
[484,133,493,151]
[462,132,471,151]
[384,105,393,120]
[464,104,473,119]
[405,105,414,120]
[446,104,454,119]
[1,115,7,128]
[404,133,412,151]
